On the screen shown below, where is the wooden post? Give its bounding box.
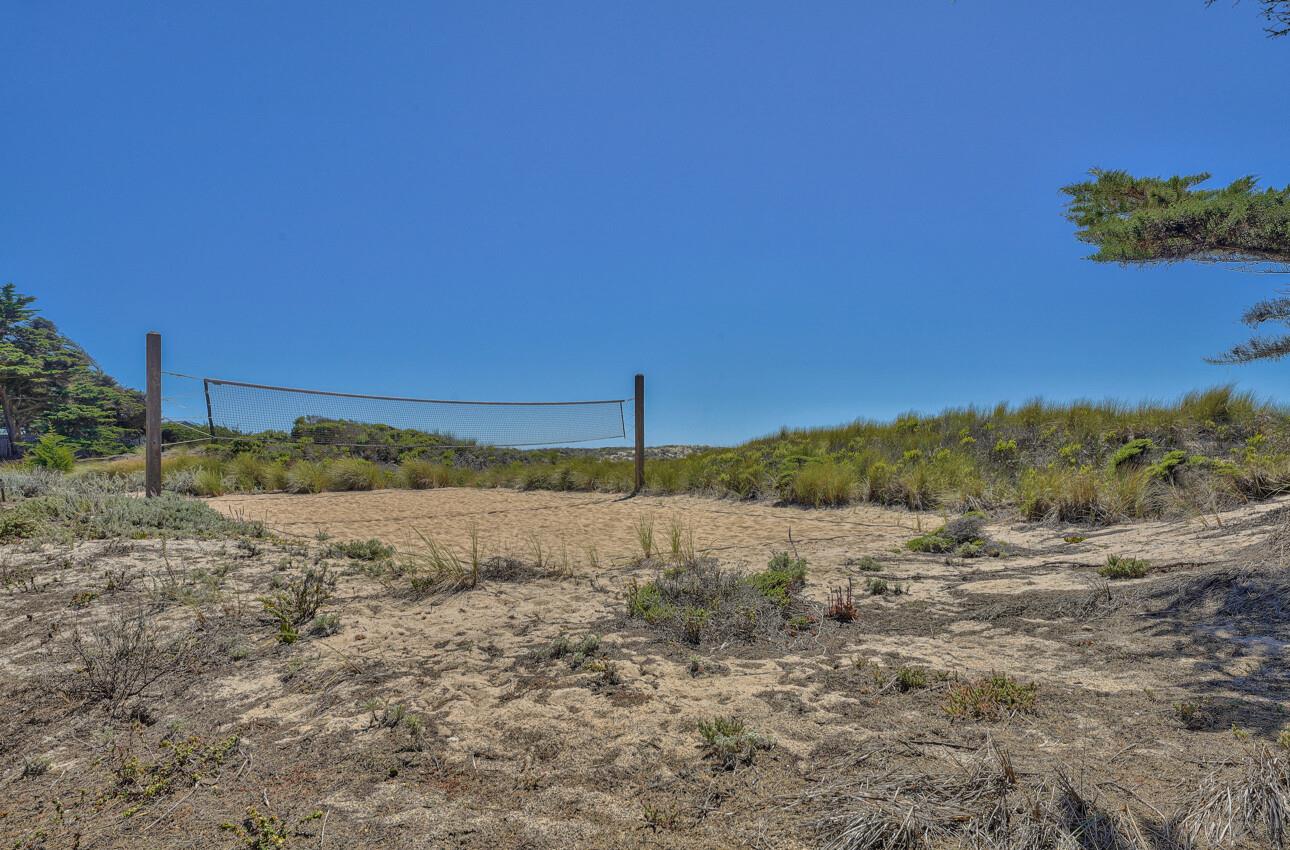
[633,373,645,495]
[145,332,162,497]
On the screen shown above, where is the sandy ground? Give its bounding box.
[3,490,1289,848]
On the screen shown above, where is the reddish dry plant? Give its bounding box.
[826,579,858,623]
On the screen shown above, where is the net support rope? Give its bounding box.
[185,375,629,449]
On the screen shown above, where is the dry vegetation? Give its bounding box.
[1,470,1289,848]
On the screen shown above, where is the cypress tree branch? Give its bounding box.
[1206,335,1290,364]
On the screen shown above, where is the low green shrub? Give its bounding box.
[1099,554,1150,579]
[1110,438,1154,470]
[943,673,1037,720]
[696,715,773,769]
[746,552,807,606]
[325,538,395,561]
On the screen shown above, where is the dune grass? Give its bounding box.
[44,385,1290,525]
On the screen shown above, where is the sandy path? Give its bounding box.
[206,488,939,568]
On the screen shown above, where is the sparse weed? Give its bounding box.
[635,515,655,560]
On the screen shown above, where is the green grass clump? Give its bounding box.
[745,552,807,606]
[1098,554,1150,579]
[400,458,461,489]
[943,673,1037,720]
[696,715,773,769]
[326,458,385,491]
[285,461,330,494]
[785,460,854,506]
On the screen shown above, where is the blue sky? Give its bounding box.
[2,2,1288,446]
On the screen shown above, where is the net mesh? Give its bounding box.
[202,378,628,448]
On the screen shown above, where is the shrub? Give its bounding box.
[325,538,395,561]
[1099,554,1149,579]
[746,552,807,606]
[1109,438,1154,470]
[0,505,42,541]
[22,491,262,540]
[62,612,198,714]
[1147,449,1189,481]
[696,715,773,769]
[29,434,75,472]
[943,673,1037,720]
[626,557,799,644]
[625,579,672,623]
[906,532,954,554]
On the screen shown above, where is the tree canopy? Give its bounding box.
[1208,0,1290,37]
[1062,172,1290,364]
[1061,170,1290,266]
[0,284,143,458]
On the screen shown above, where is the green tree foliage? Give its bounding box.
[1062,171,1290,266]
[1062,172,1290,363]
[0,284,143,458]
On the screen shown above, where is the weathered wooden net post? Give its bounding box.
[145,332,162,497]
[633,373,645,494]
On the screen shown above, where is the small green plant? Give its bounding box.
[894,666,929,692]
[221,806,322,849]
[906,532,955,554]
[845,555,883,572]
[865,577,905,596]
[696,715,773,769]
[943,673,1037,720]
[308,613,341,636]
[21,756,52,779]
[29,434,75,472]
[112,734,239,810]
[324,538,394,561]
[259,563,338,643]
[635,514,655,560]
[642,802,680,832]
[1099,554,1150,579]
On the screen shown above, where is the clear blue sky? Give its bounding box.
[3,2,1288,446]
